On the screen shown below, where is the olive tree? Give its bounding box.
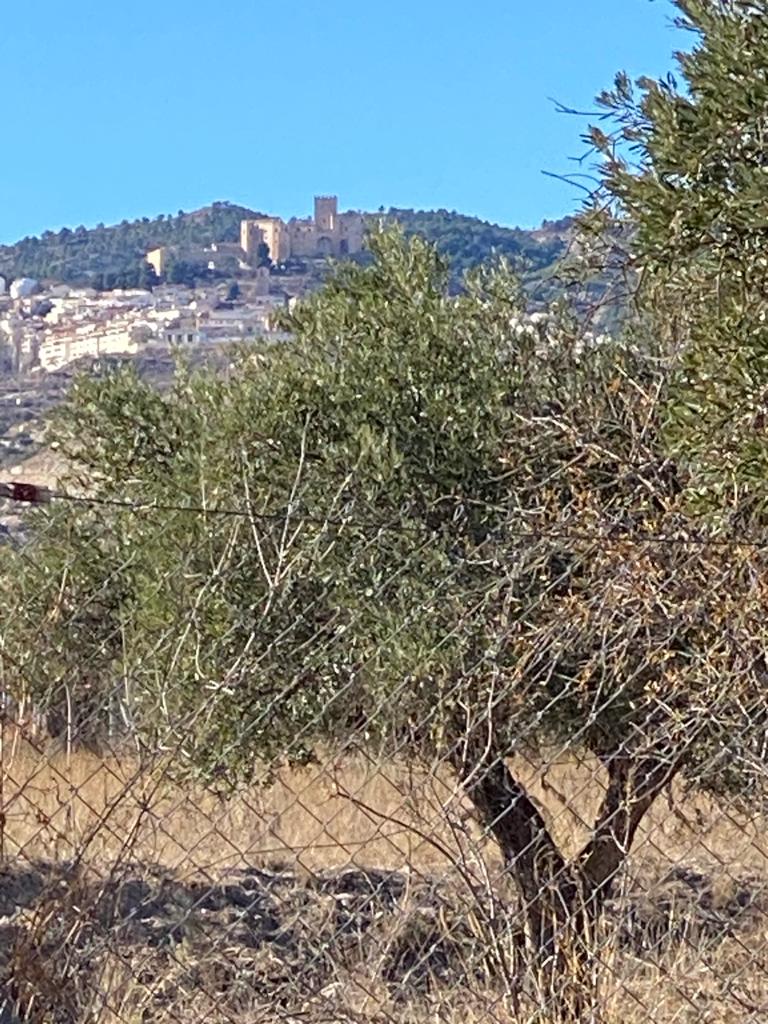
[2,229,768,1020]
[592,0,768,524]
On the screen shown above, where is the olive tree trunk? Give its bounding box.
[451,736,676,1022]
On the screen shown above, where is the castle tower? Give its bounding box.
[255,218,289,263]
[314,196,338,233]
[241,218,290,264]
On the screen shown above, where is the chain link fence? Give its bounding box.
[0,478,767,1024]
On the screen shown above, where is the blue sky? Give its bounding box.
[0,0,685,243]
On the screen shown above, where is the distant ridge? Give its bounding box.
[384,208,572,278]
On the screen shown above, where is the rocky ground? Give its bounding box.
[0,375,62,473]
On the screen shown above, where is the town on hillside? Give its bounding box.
[0,196,366,376]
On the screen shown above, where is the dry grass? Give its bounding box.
[4,731,767,878]
[1,730,472,872]
[2,732,768,1023]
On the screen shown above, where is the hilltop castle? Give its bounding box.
[145,196,365,281]
[240,196,365,264]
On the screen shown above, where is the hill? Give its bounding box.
[384,207,571,279]
[0,202,262,290]
[0,203,574,293]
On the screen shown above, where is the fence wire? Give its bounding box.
[1,472,768,1024]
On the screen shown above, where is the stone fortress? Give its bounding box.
[145,196,365,281]
[240,195,365,264]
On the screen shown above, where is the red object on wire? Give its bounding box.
[0,481,52,504]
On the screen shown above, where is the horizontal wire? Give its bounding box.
[2,477,768,550]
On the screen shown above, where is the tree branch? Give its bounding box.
[578,753,677,903]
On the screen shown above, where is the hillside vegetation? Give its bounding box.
[385,207,571,276]
[0,202,261,289]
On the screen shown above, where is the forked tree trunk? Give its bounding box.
[451,734,676,1023]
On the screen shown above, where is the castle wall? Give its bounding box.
[288,219,318,258]
[338,213,365,254]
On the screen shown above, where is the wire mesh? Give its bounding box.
[1,445,768,1024]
